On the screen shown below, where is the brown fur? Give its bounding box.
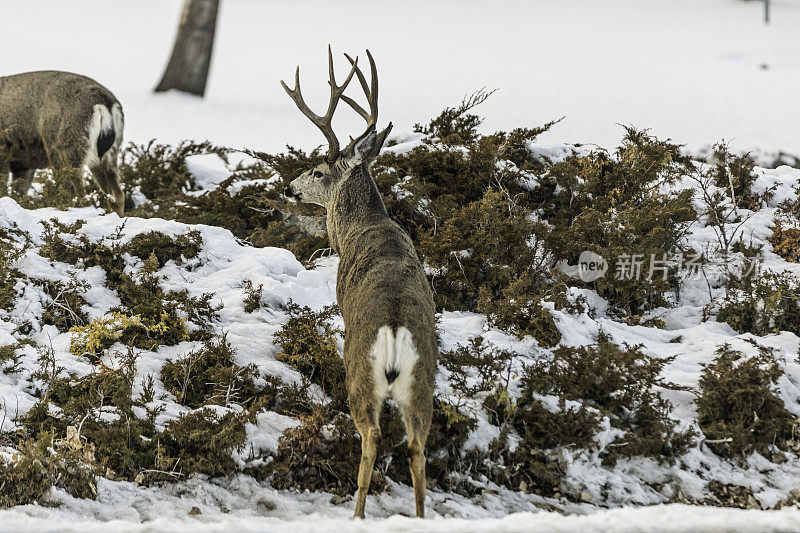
[287,129,438,518]
[282,49,437,517]
[0,70,125,214]
[333,159,437,519]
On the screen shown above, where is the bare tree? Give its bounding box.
[155,0,220,96]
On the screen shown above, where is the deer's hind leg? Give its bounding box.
[400,396,432,518]
[350,390,382,519]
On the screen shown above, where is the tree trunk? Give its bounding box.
[155,0,220,97]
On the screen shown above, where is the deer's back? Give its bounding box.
[336,218,437,381]
[0,71,119,162]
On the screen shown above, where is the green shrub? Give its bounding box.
[378,105,695,326]
[537,128,697,315]
[718,271,800,337]
[242,280,263,313]
[446,337,694,496]
[39,219,94,265]
[270,407,367,495]
[119,140,230,199]
[160,407,248,477]
[69,311,185,362]
[514,387,600,451]
[771,221,800,263]
[696,344,794,457]
[119,142,328,264]
[477,273,561,347]
[0,224,29,310]
[273,302,346,410]
[374,119,554,246]
[413,88,496,145]
[440,338,515,399]
[31,275,90,333]
[241,145,324,184]
[110,257,195,345]
[0,432,96,508]
[28,349,162,481]
[417,188,551,315]
[161,334,259,408]
[1,344,20,374]
[19,342,256,484]
[520,337,691,460]
[15,168,94,211]
[126,230,203,267]
[473,393,597,497]
[708,142,760,210]
[40,224,221,357]
[128,177,276,247]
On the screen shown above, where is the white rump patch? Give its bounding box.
[84,103,123,168]
[369,325,419,408]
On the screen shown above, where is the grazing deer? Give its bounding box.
[0,71,125,215]
[282,47,437,518]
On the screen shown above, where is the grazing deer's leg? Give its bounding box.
[11,169,35,197]
[47,144,86,198]
[0,160,9,191]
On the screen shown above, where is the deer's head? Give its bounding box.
[282,47,392,208]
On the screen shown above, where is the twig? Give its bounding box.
[704,437,733,444]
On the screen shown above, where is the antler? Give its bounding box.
[341,50,378,129]
[281,45,359,161]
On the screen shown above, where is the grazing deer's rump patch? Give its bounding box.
[85,103,123,167]
[369,325,419,407]
[95,128,115,159]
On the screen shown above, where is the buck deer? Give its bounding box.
[0,71,125,215]
[282,48,437,518]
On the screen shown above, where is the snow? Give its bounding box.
[4,496,800,533]
[1,0,798,157]
[2,0,800,530]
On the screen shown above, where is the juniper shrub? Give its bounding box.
[696,344,794,457]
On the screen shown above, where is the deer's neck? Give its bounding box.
[326,165,388,255]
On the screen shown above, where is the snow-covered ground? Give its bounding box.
[1,0,798,156]
[0,155,799,531]
[4,499,800,533]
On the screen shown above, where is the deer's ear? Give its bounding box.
[374,123,393,154]
[349,123,393,165]
[351,125,378,164]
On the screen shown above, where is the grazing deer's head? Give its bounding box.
[282,46,392,208]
